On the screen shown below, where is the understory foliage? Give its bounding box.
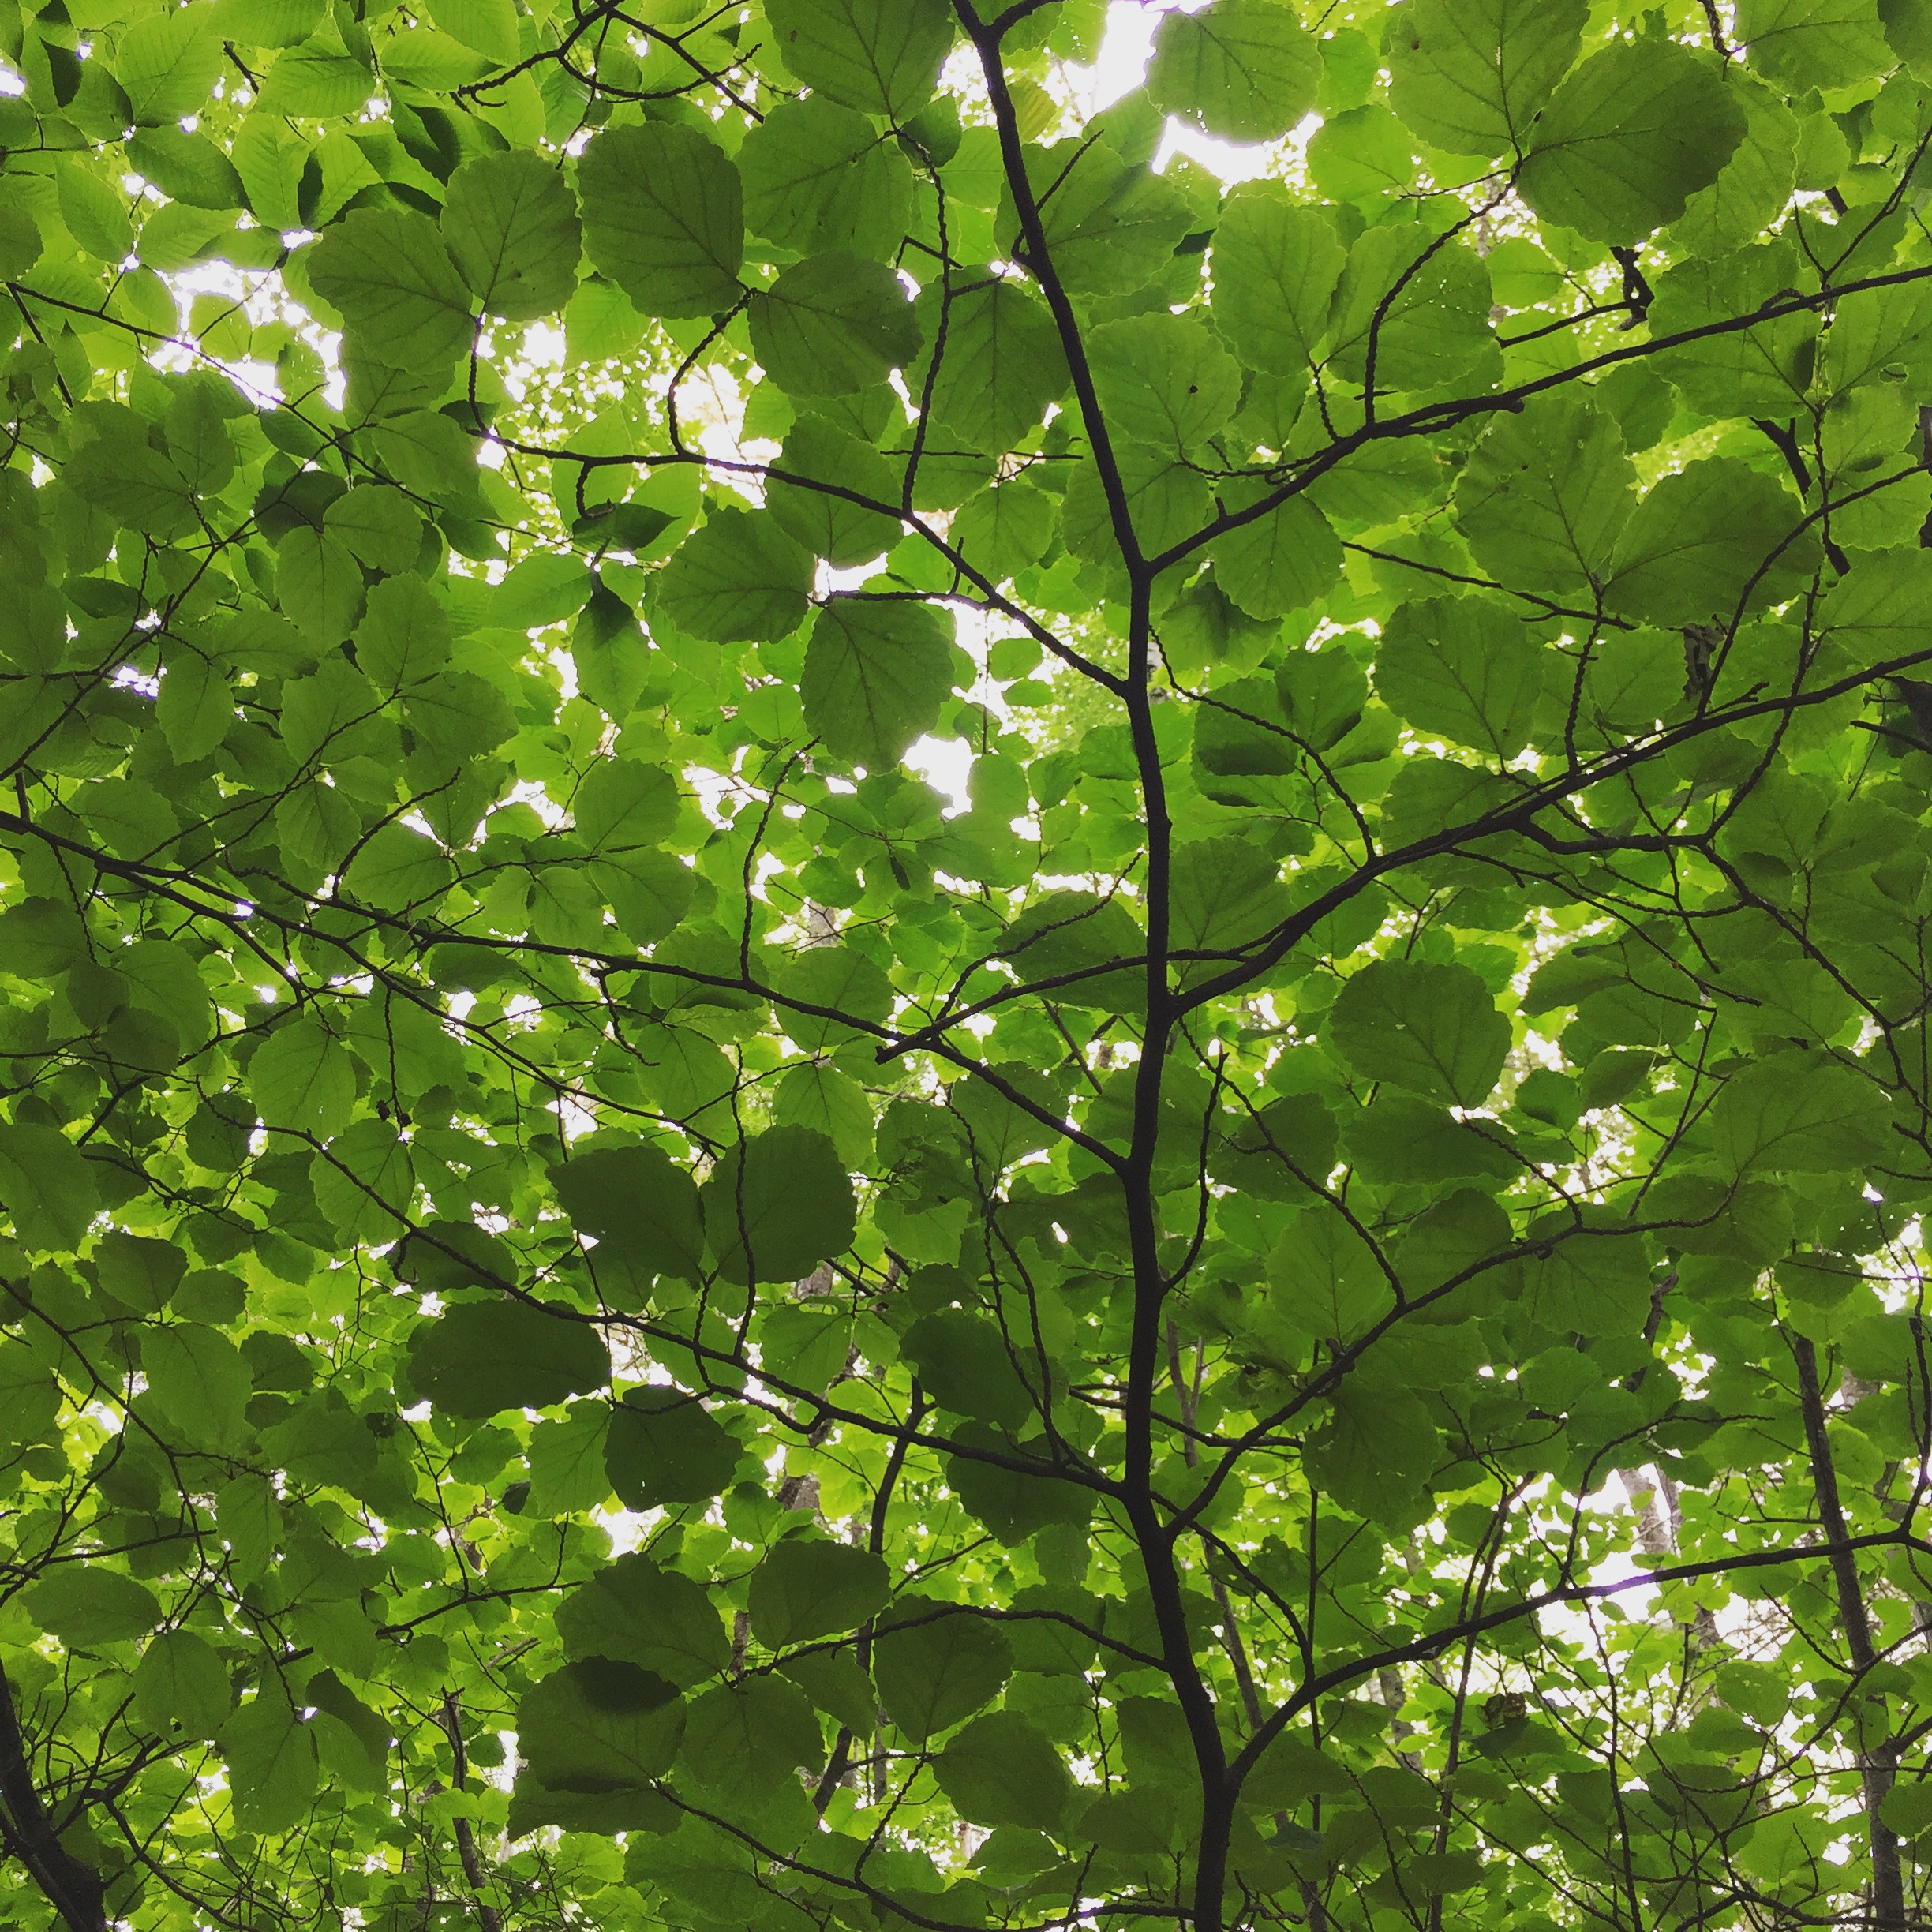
[17,0,1932,1928]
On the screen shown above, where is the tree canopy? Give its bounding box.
[7,0,1932,1929]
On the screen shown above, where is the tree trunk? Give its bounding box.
[0,1665,107,1932]
[1792,1335,1905,1932]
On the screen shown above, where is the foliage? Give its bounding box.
[6,1,1932,1931]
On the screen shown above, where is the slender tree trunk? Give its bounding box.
[0,1664,107,1932]
[1618,1466,1720,1649]
[1377,1667,1423,1773]
[1792,1335,1905,1932]
[439,1694,502,1932]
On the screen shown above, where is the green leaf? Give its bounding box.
[1169,837,1290,983]
[0,207,39,282]
[1668,77,1799,255]
[773,945,896,1052]
[763,0,953,121]
[515,1402,608,1517]
[801,593,955,768]
[342,822,453,912]
[1304,1381,1436,1520]
[254,36,372,113]
[276,537,369,657]
[1738,0,1895,88]
[1268,1209,1391,1342]
[307,210,475,372]
[155,650,232,773]
[557,1553,731,1687]
[759,1293,863,1392]
[1005,140,1193,297]
[739,97,912,260]
[1208,183,1343,380]
[747,1537,890,1647]
[1520,1214,1653,1335]
[605,1387,743,1509]
[220,1693,319,1834]
[932,1712,1073,1829]
[577,122,743,320]
[1603,457,1816,627]
[144,1324,253,1451]
[164,382,235,494]
[1147,0,1320,144]
[1309,103,1419,203]
[702,1125,856,1286]
[575,756,679,852]
[0,1346,60,1446]
[570,587,653,713]
[0,899,88,979]
[1374,596,1554,759]
[602,852,697,949]
[61,170,136,266]
[874,1602,1013,1743]
[324,484,423,574]
[0,1124,99,1252]
[1062,444,1212,567]
[1208,492,1342,621]
[767,414,903,566]
[382,26,490,86]
[901,1309,1035,1429]
[128,126,245,210]
[1383,0,1586,155]
[482,552,597,626]
[517,1658,685,1792]
[952,1062,1062,1171]
[1341,1085,1515,1182]
[426,0,517,58]
[680,1676,824,1795]
[249,1017,357,1139]
[24,1567,163,1647]
[134,1630,233,1742]
[1089,313,1240,459]
[1576,630,1683,745]
[750,251,922,397]
[1649,243,1816,417]
[118,2,223,123]
[307,1676,386,1790]
[921,277,1069,451]
[995,891,1144,1009]
[408,1299,608,1416]
[657,507,814,643]
[1518,40,1748,242]
[95,1231,188,1313]
[553,1143,707,1284]
[310,1119,415,1243]
[1454,389,1634,595]
[953,479,1057,582]
[564,276,647,365]
[77,779,178,867]
[364,412,485,517]
[777,1648,876,1735]
[1326,225,1496,395]
[1709,1054,1891,1175]
[352,575,451,690]
[1818,546,1932,661]
[1881,1780,1932,1837]
[632,1023,738,1126]
[405,669,518,764]
[1328,960,1511,1108]
[440,151,582,321]
[63,432,198,541]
